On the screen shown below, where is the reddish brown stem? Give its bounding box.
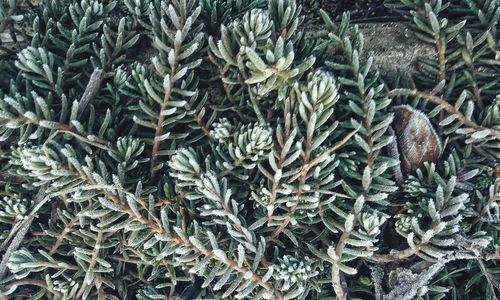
[390,90,500,139]
[75,230,104,299]
[270,127,359,238]
[436,35,447,82]
[105,192,281,298]
[3,279,63,297]
[49,215,79,255]
[0,116,110,147]
[150,66,176,179]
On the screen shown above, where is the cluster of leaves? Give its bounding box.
[384,0,500,298]
[0,0,498,299]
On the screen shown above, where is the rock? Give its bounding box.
[357,22,435,82]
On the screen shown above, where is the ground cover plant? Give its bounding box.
[0,0,499,299]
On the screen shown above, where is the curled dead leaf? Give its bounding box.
[389,105,442,184]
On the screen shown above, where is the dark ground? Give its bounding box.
[299,0,398,24]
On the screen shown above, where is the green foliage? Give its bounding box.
[0,0,499,299]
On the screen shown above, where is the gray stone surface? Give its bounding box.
[359,22,434,81]
[306,22,435,82]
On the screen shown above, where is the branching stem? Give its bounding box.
[106,193,281,298]
[271,127,359,239]
[49,214,80,255]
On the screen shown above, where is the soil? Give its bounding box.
[299,1,435,84]
[299,0,397,25]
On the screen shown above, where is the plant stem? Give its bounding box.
[435,34,446,82]
[150,60,177,179]
[3,279,63,298]
[249,91,267,126]
[331,230,351,300]
[75,230,104,299]
[49,214,80,255]
[389,89,500,139]
[368,248,417,263]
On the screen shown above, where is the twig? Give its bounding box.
[106,193,282,298]
[435,34,446,82]
[194,172,269,267]
[62,162,283,300]
[331,265,346,300]
[49,214,80,255]
[472,188,498,225]
[469,66,485,110]
[477,258,500,296]
[331,230,351,300]
[453,234,500,262]
[368,248,417,263]
[75,230,104,299]
[249,90,267,126]
[329,210,362,299]
[0,115,112,149]
[389,89,500,139]
[77,68,111,120]
[270,114,312,239]
[265,118,293,224]
[109,255,150,265]
[150,54,177,179]
[271,127,360,238]
[0,220,23,250]
[300,126,361,176]
[2,279,63,297]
